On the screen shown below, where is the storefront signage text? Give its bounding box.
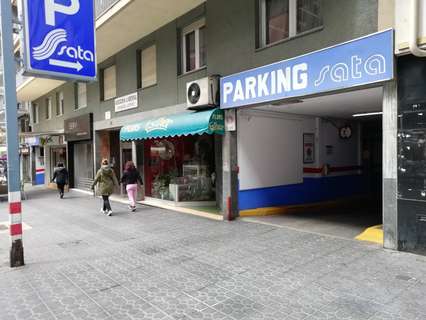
[115,92,138,113]
[220,30,394,109]
[145,118,174,133]
[64,113,92,142]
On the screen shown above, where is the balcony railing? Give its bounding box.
[95,0,121,18]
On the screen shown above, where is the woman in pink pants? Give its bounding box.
[120,161,143,212]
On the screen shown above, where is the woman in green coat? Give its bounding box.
[91,159,118,216]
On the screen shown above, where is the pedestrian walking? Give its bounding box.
[91,159,118,216]
[51,162,68,199]
[121,161,143,212]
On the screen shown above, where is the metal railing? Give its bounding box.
[95,0,121,18]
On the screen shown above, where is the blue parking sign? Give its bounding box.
[22,0,96,81]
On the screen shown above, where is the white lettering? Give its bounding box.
[331,63,349,82]
[245,77,257,99]
[351,55,362,79]
[234,80,245,102]
[257,73,269,97]
[293,63,308,90]
[270,71,276,95]
[45,0,80,26]
[277,67,291,93]
[223,82,234,104]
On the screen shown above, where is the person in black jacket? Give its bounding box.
[51,162,69,199]
[121,161,143,212]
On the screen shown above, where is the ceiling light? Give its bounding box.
[352,111,383,117]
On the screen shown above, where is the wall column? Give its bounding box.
[222,110,239,221]
[382,80,398,250]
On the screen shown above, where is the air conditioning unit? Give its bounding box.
[186,76,219,110]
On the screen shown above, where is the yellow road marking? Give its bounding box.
[355,224,383,245]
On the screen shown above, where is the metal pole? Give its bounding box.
[0,1,25,267]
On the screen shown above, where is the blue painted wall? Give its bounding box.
[239,175,366,211]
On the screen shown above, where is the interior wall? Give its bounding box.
[237,112,303,191]
[237,111,365,211]
[319,119,361,170]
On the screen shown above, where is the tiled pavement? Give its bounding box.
[0,189,425,320]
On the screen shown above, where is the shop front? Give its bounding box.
[64,114,94,190]
[120,109,224,207]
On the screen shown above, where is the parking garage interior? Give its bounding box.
[239,87,384,241]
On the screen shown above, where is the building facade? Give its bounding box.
[15,0,426,255]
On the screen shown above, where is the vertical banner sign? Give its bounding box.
[22,0,96,81]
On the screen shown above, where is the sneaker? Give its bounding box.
[128,205,133,211]
[131,206,136,212]
[107,210,113,216]
[60,193,64,199]
[100,208,105,214]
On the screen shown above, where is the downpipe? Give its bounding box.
[410,0,426,57]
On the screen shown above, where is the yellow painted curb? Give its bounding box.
[239,197,366,217]
[355,225,383,245]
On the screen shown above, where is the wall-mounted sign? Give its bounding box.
[225,109,237,132]
[24,136,40,146]
[64,113,93,142]
[115,92,138,113]
[22,0,96,81]
[220,30,394,109]
[303,133,315,164]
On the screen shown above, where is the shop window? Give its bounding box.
[56,91,64,116]
[46,97,52,120]
[258,0,322,47]
[144,134,216,202]
[181,19,206,73]
[32,103,39,124]
[102,65,117,101]
[140,45,157,89]
[76,83,87,109]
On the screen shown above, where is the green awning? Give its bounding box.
[120,108,224,141]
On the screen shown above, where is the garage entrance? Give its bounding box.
[238,87,384,241]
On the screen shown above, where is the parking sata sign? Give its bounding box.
[22,0,96,81]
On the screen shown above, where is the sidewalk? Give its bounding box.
[0,188,425,320]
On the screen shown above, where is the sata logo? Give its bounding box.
[30,0,94,72]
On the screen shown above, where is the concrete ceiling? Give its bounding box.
[17,77,65,102]
[255,87,384,119]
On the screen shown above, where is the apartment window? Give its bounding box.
[259,0,322,47]
[76,83,87,109]
[102,65,116,100]
[46,97,52,120]
[32,103,39,124]
[56,91,64,116]
[182,19,206,73]
[140,45,157,88]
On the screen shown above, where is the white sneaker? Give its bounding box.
[107,210,113,216]
[128,205,133,211]
[100,208,105,214]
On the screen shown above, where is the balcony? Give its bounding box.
[96,0,121,18]
[17,0,205,103]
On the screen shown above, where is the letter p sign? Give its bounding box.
[44,0,80,26]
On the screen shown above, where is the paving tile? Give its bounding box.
[1,189,426,320]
